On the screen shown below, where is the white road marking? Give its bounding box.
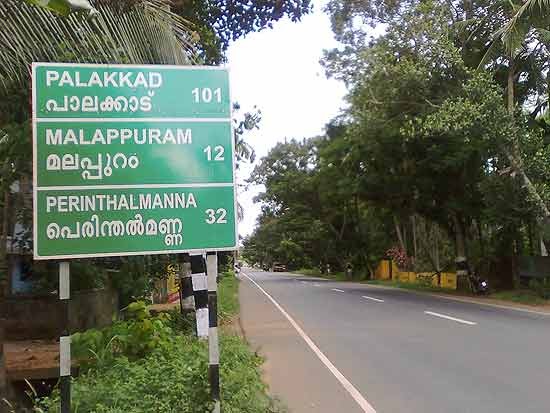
[332,288,345,293]
[301,281,308,285]
[424,311,477,325]
[313,283,322,287]
[362,296,384,303]
[242,272,377,413]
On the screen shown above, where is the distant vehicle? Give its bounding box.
[468,273,489,295]
[272,263,286,272]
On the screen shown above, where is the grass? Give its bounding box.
[295,268,321,276]
[490,290,549,305]
[368,280,550,305]
[364,279,460,294]
[295,268,356,281]
[219,271,240,321]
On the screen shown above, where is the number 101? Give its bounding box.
[192,87,222,103]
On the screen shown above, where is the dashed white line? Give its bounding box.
[362,296,384,303]
[313,283,322,287]
[332,288,345,293]
[242,272,377,413]
[301,281,308,285]
[424,311,477,325]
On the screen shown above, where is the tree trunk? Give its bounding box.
[505,54,550,252]
[507,56,515,115]
[411,215,418,270]
[453,214,470,290]
[415,220,440,273]
[433,223,440,271]
[541,234,548,256]
[393,215,407,254]
[0,189,9,297]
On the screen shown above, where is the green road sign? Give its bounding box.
[33,63,237,259]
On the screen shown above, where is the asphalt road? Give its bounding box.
[239,269,550,413]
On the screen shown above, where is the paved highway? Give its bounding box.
[239,269,550,413]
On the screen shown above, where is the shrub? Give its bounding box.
[35,335,286,413]
[528,278,550,299]
[37,282,287,413]
[71,301,175,371]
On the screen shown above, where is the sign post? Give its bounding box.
[59,262,71,413]
[32,63,236,411]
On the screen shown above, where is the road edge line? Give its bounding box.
[360,283,550,317]
[288,272,550,317]
[242,272,377,413]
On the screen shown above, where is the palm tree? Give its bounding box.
[495,0,550,251]
[500,0,550,49]
[0,0,198,91]
[493,0,549,112]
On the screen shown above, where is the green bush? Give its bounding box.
[35,335,286,413]
[37,279,287,413]
[295,268,321,276]
[528,278,550,299]
[71,301,174,371]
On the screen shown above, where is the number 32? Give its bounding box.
[205,208,227,224]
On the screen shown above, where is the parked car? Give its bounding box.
[272,263,287,272]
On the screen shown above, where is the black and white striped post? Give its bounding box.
[206,251,220,412]
[190,253,209,339]
[178,254,195,313]
[59,261,71,413]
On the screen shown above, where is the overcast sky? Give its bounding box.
[227,0,347,239]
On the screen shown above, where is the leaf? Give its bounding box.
[0,0,198,91]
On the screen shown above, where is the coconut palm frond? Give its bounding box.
[0,0,199,91]
[477,37,503,69]
[499,0,550,54]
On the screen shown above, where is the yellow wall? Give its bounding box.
[374,260,457,290]
[166,264,180,302]
[374,260,392,280]
[440,273,457,289]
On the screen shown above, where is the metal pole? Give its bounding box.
[190,253,208,339]
[206,252,220,412]
[59,262,71,413]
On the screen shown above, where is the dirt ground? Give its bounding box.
[5,340,67,381]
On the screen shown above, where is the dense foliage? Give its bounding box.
[35,275,286,413]
[243,0,550,288]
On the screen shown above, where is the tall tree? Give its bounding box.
[172,0,313,63]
